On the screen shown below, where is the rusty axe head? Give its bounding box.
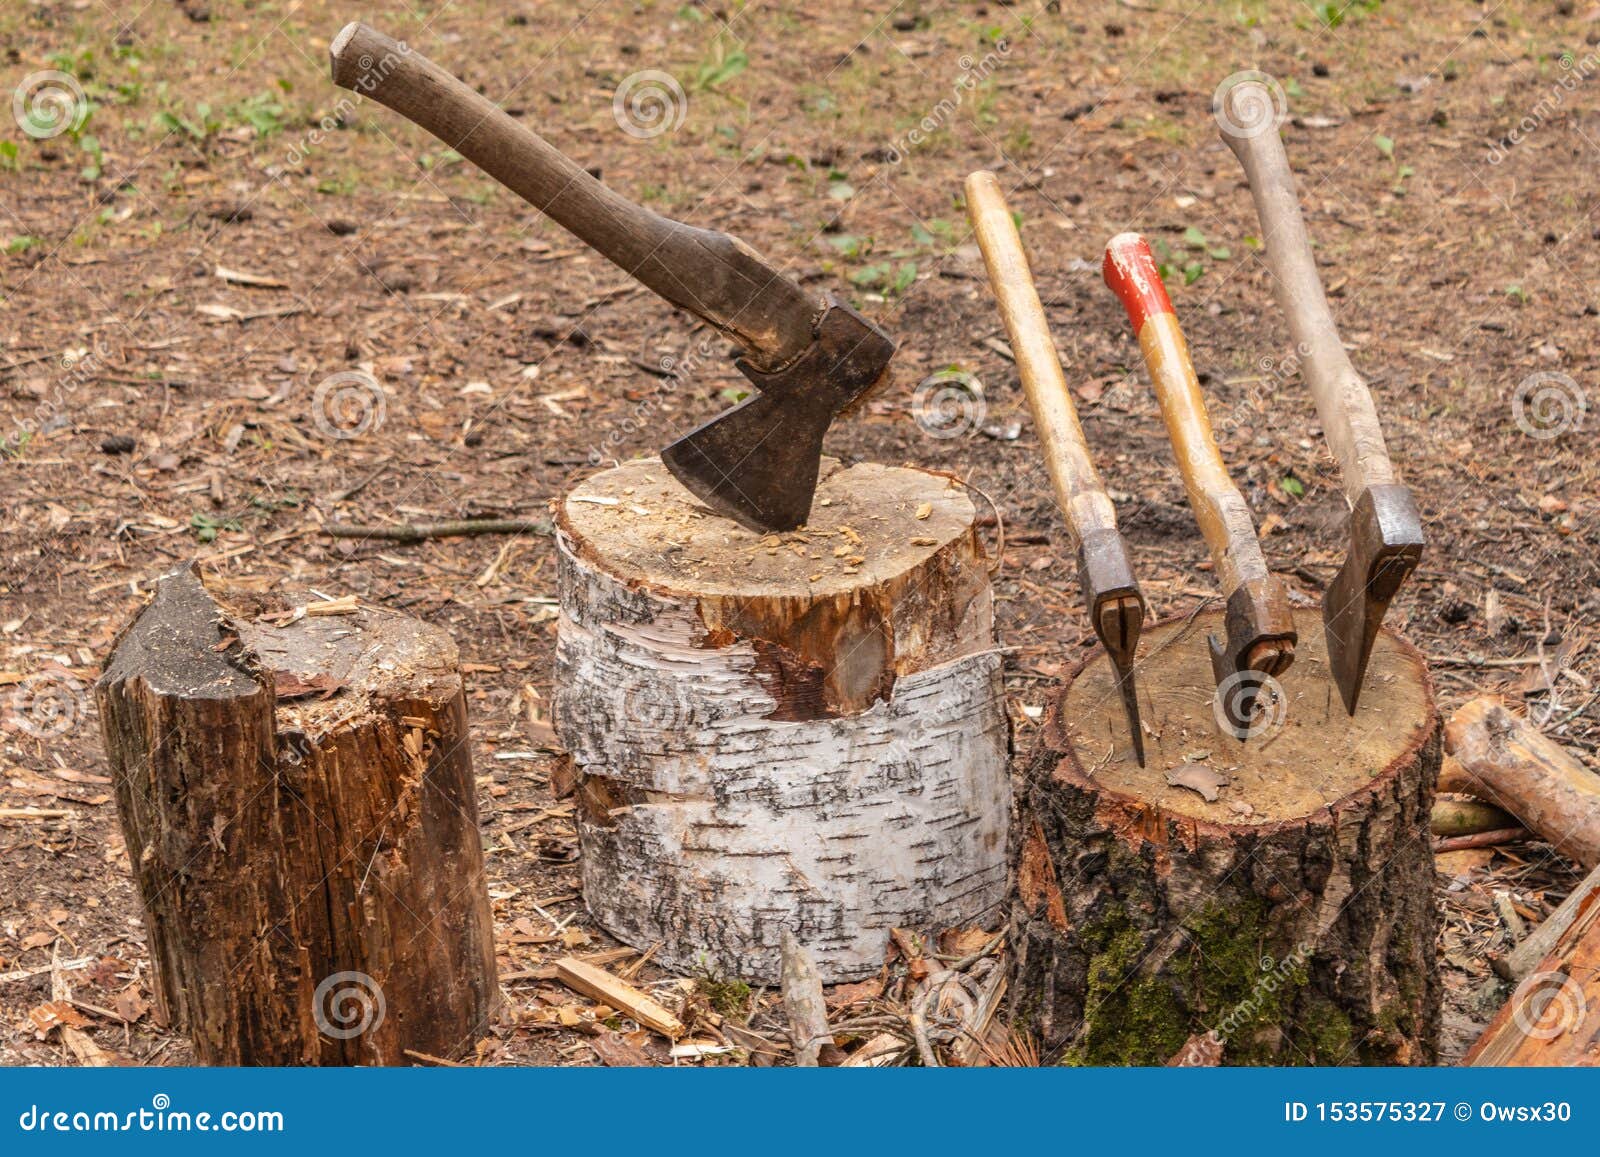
[660,294,895,532]
[1323,484,1424,714]
[1208,577,1297,739]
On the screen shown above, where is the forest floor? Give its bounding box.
[1,0,1597,1067]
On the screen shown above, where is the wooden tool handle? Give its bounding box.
[329,22,817,369]
[1103,233,1270,596]
[964,171,1117,546]
[1220,89,1395,501]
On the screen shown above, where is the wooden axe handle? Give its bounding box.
[1103,234,1271,597]
[329,22,817,370]
[964,172,1117,547]
[1221,96,1395,501]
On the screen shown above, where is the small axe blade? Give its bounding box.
[1104,233,1296,741]
[965,172,1146,763]
[329,23,894,532]
[1220,81,1424,713]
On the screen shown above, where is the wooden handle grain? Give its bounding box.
[964,172,1117,546]
[1103,233,1270,596]
[328,22,817,369]
[1220,88,1395,500]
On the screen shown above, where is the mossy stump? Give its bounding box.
[554,457,1009,983]
[1011,608,1440,1065]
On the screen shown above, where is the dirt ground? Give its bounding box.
[2,0,1597,1067]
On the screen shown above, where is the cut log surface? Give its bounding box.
[555,457,1008,983]
[96,566,498,1065]
[1012,608,1440,1065]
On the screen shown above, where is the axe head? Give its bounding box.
[1208,577,1297,739]
[1323,483,1424,714]
[661,295,895,532]
[1077,528,1146,766]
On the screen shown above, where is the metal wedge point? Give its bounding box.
[1103,232,1296,742]
[329,23,895,533]
[1221,80,1424,713]
[966,171,1147,763]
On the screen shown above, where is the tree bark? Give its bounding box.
[1011,607,1440,1065]
[554,457,1009,983]
[95,565,498,1065]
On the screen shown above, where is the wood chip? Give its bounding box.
[553,956,684,1039]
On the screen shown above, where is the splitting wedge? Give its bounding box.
[965,171,1146,765]
[329,23,895,533]
[1103,233,1296,739]
[1220,82,1424,714]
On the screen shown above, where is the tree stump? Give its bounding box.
[554,457,1009,983]
[95,566,499,1065]
[1011,607,1440,1065]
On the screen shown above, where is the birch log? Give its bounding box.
[554,457,1009,983]
[96,566,499,1065]
[1011,609,1441,1065]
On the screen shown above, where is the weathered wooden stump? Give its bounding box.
[1011,607,1440,1065]
[554,457,1009,983]
[96,566,498,1065]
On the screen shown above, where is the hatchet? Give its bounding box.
[1220,82,1424,714]
[1104,234,1296,738]
[965,172,1146,765]
[328,23,894,532]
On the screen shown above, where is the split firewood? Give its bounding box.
[1465,867,1600,1065]
[552,956,684,1040]
[1445,696,1600,870]
[1505,860,1600,981]
[780,930,841,1066]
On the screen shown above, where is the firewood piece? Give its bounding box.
[555,456,1009,983]
[553,956,684,1039]
[1464,872,1600,1065]
[1431,798,1518,837]
[95,565,498,1065]
[780,930,839,1067]
[1011,608,1440,1065]
[1445,696,1600,870]
[1506,861,1600,981]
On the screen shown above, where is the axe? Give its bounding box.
[1104,234,1296,738]
[328,23,894,532]
[1220,83,1424,714]
[965,172,1146,765]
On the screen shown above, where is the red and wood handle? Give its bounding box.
[328,22,817,372]
[1102,233,1273,601]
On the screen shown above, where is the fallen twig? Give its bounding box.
[323,518,553,543]
[1434,827,1530,853]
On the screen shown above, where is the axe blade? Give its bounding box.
[1208,579,1297,739]
[1077,528,1146,765]
[1323,484,1425,714]
[661,296,895,532]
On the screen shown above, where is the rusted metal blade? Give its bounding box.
[1208,578,1297,740]
[1323,483,1425,714]
[1078,528,1145,765]
[661,295,894,533]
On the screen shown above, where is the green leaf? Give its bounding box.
[891,262,918,295]
[1374,134,1395,160]
[1282,476,1305,498]
[849,262,888,288]
[1183,261,1204,285]
[719,386,750,403]
[1182,226,1207,248]
[1207,246,1232,260]
[1243,234,1262,250]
